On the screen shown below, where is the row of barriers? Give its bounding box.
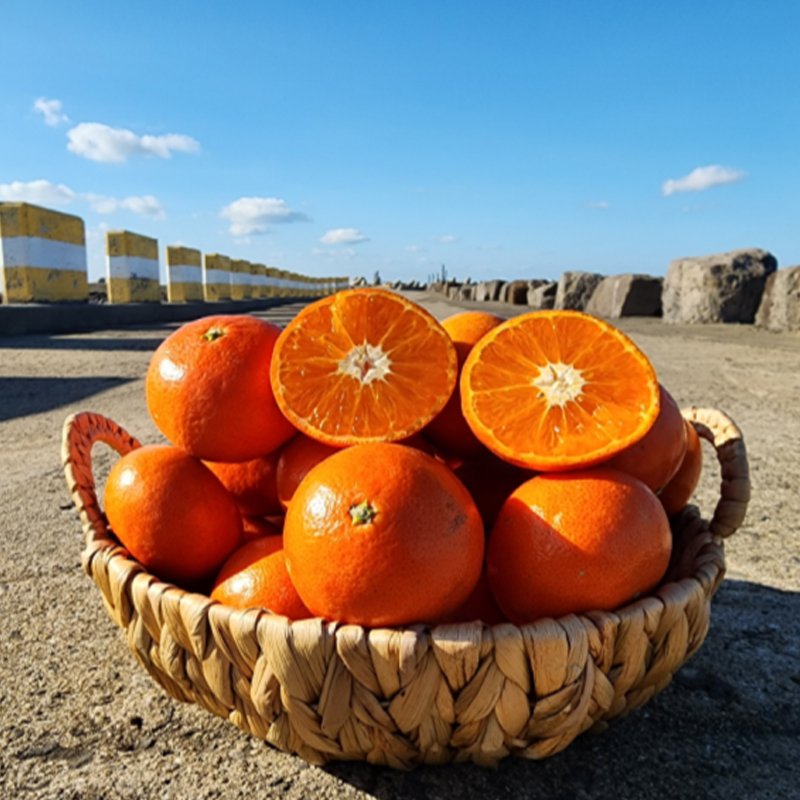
[0,202,348,304]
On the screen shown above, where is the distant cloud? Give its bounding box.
[85,193,166,220]
[661,165,746,196]
[320,228,369,245]
[220,197,310,236]
[405,245,424,253]
[0,179,165,220]
[0,178,75,206]
[587,201,610,209]
[33,97,69,127]
[67,122,200,163]
[435,235,457,243]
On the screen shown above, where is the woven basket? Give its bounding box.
[62,408,749,769]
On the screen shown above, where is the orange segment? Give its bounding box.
[270,288,458,446]
[461,310,660,471]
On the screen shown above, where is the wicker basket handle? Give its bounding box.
[682,407,750,539]
[61,412,142,546]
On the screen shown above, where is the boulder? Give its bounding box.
[585,274,664,318]
[458,284,476,302]
[554,271,604,311]
[447,284,462,300]
[755,265,800,331]
[506,280,534,305]
[662,248,777,324]
[475,280,505,302]
[528,281,557,310]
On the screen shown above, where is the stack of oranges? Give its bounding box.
[104,288,704,629]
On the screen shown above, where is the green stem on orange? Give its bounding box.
[202,327,226,342]
[349,500,377,525]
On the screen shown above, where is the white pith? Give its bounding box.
[337,342,392,385]
[532,361,586,408]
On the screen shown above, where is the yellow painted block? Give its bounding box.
[249,262,263,298]
[1,266,88,303]
[230,259,248,300]
[106,230,159,260]
[107,277,160,304]
[166,246,203,303]
[204,253,231,301]
[0,202,85,245]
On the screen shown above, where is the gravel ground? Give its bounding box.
[1,294,798,800]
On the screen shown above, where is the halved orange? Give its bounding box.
[461,310,660,471]
[270,288,458,446]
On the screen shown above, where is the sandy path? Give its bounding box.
[1,295,798,799]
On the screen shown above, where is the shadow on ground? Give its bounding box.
[0,377,135,422]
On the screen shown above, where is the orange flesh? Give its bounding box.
[271,289,457,445]
[462,311,659,470]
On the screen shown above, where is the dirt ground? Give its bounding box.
[1,293,798,800]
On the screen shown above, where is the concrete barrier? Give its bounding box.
[230,258,250,300]
[166,246,203,303]
[106,231,160,304]
[203,253,231,301]
[0,202,88,303]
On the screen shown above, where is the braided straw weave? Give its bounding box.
[62,409,749,768]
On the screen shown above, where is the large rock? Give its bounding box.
[755,265,800,331]
[506,279,542,305]
[554,271,604,311]
[458,283,476,302]
[475,280,505,302]
[662,248,777,324]
[528,281,557,310]
[585,274,664,319]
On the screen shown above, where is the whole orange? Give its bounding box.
[659,419,704,516]
[605,384,687,491]
[211,535,312,620]
[204,450,284,517]
[276,434,340,510]
[486,468,671,624]
[423,311,505,459]
[283,442,485,627]
[146,315,297,462]
[104,444,243,587]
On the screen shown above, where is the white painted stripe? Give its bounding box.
[0,236,87,272]
[231,273,250,285]
[264,277,279,287]
[204,268,229,284]
[107,255,159,281]
[168,264,202,284]
[254,275,268,286]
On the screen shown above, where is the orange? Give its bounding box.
[659,419,704,516]
[270,289,458,446]
[283,442,485,627]
[453,453,535,531]
[147,315,297,462]
[486,468,671,624]
[423,311,505,459]
[204,450,284,517]
[104,444,243,588]
[211,535,312,620]
[461,310,660,471]
[276,434,340,510]
[604,384,687,491]
[242,515,283,542]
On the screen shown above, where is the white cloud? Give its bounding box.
[320,228,368,245]
[33,97,69,126]
[436,235,457,243]
[405,245,424,253]
[220,197,310,235]
[0,179,76,206]
[0,179,165,220]
[66,122,200,163]
[85,194,166,220]
[661,165,746,196]
[587,201,610,209]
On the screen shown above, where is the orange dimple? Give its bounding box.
[461,311,660,471]
[270,289,458,446]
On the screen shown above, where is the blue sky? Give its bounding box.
[2,1,798,284]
